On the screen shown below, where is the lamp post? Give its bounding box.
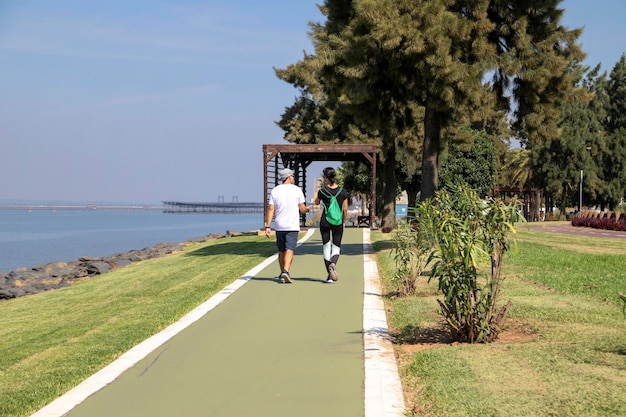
[579,170,583,212]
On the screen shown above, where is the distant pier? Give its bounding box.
[0,204,161,212]
[162,201,264,214]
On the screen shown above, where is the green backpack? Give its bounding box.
[320,187,343,226]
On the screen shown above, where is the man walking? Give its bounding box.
[265,168,309,283]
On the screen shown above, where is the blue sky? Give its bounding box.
[1,0,624,205]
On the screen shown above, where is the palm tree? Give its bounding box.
[500,148,532,188]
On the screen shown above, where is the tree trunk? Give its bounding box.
[559,187,568,220]
[421,102,442,201]
[359,193,366,216]
[546,194,554,217]
[381,137,397,229]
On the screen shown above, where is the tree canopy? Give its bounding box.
[439,129,497,199]
[598,55,626,209]
[276,0,584,226]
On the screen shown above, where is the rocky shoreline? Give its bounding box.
[0,230,249,300]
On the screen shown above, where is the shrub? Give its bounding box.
[572,216,626,231]
[390,219,428,297]
[415,186,524,343]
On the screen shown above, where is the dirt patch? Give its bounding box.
[395,320,537,353]
[498,321,538,342]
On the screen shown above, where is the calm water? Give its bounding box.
[0,210,263,272]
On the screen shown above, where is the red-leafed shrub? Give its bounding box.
[571,216,626,231]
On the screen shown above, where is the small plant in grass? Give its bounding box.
[390,218,428,297]
[416,186,524,343]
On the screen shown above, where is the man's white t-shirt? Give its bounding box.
[269,183,305,231]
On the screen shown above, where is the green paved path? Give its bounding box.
[32,228,404,417]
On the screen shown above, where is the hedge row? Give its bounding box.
[571,216,626,231]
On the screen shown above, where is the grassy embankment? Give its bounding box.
[0,233,277,417]
[372,222,626,416]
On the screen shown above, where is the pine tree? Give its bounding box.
[599,55,626,209]
[487,1,585,146]
[531,62,605,215]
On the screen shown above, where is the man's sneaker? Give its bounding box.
[280,271,292,284]
[325,276,334,284]
[328,263,339,281]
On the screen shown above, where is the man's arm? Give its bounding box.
[265,204,275,237]
[298,188,310,214]
[299,203,310,214]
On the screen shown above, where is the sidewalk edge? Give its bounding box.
[363,228,406,417]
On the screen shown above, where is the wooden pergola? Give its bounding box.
[494,187,543,222]
[263,144,378,227]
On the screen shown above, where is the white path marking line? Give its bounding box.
[30,228,316,417]
[363,228,406,417]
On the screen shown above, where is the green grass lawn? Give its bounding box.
[0,233,277,417]
[372,225,626,417]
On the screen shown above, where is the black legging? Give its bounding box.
[320,221,344,268]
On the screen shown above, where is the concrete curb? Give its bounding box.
[362,228,406,416]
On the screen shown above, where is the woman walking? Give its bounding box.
[314,167,349,283]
